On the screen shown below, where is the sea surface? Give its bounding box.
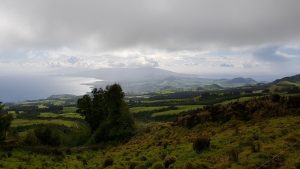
[0,75,100,103]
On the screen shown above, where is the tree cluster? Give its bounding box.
[77,84,135,142]
[0,102,13,141]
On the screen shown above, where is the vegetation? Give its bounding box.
[0,102,13,141]
[0,79,299,168]
[77,84,135,142]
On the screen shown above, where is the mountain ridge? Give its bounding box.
[72,67,259,93]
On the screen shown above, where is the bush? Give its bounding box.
[251,140,261,153]
[151,162,164,169]
[103,156,113,168]
[181,161,208,169]
[193,135,210,153]
[227,147,239,162]
[23,130,39,146]
[129,161,139,169]
[0,113,13,141]
[295,161,300,169]
[164,155,176,168]
[34,127,61,146]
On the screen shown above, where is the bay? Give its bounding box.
[0,75,100,102]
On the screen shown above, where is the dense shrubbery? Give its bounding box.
[164,155,176,168]
[181,161,208,169]
[103,156,113,168]
[177,95,300,128]
[77,84,135,143]
[23,124,90,147]
[0,102,13,141]
[193,135,210,153]
[34,127,62,146]
[23,126,62,146]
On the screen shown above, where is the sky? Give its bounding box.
[0,0,300,80]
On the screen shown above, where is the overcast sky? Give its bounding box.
[0,0,300,80]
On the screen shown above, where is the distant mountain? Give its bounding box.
[269,74,300,93]
[272,74,300,84]
[72,67,187,82]
[203,84,224,90]
[227,77,257,84]
[72,67,258,93]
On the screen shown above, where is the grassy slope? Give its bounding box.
[151,105,203,117]
[1,116,299,169]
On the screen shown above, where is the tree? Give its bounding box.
[0,102,13,141]
[77,84,135,142]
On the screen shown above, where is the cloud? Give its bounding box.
[1,0,300,51]
[220,63,234,67]
[254,46,287,62]
[0,0,299,78]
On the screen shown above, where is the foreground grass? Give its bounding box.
[1,115,299,169]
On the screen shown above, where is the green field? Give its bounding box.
[11,119,81,128]
[130,106,168,113]
[218,96,258,105]
[38,112,84,119]
[63,106,78,113]
[151,105,203,117]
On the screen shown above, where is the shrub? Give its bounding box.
[103,156,113,168]
[271,94,281,102]
[181,161,208,169]
[164,155,176,168]
[23,130,39,146]
[129,161,139,169]
[140,155,147,161]
[251,140,261,153]
[34,127,61,146]
[0,113,13,141]
[151,162,164,169]
[295,161,300,169]
[227,147,239,162]
[193,135,210,153]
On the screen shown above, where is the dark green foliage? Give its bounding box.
[164,155,176,168]
[193,135,210,153]
[0,102,13,141]
[23,130,39,146]
[103,156,113,168]
[77,84,135,143]
[21,123,90,146]
[228,147,239,162]
[251,140,261,153]
[8,105,63,117]
[295,161,300,169]
[271,94,281,102]
[151,162,164,169]
[34,127,61,146]
[177,95,300,128]
[181,161,208,169]
[129,161,139,169]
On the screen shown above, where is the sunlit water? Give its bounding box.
[0,76,100,102]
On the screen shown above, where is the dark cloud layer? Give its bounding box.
[1,0,300,51]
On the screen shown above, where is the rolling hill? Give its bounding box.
[269,74,300,93]
[71,67,258,93]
